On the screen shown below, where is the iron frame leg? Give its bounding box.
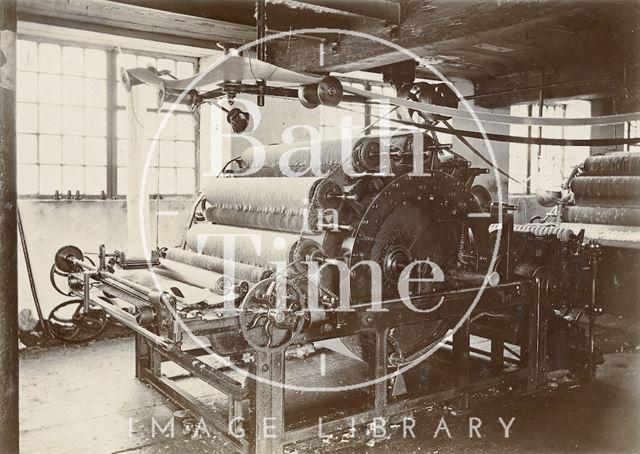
[491,339,504,371]
[254,350,285,454]
[527,278,547,391]
[453,319,470,411]
[373,327,390,414]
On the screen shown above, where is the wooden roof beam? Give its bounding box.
[276,0,401,23]
[268,0,589,74]
[17,0,299,46]
[473,62,640,108]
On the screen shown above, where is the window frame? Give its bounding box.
[17,33,200,200]
[507,101,591,196]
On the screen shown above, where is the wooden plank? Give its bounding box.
[18,13,221,50]
[278,0,401,23]
[17,0,285,45]
[268,0,597,75]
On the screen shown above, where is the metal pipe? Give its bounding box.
[0,1,18,452]
[87,296,170,348]
[69,256,154,297]
[255,0,266,107]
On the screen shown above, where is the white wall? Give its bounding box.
[18,199,192,315]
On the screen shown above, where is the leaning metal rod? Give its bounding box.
[75,291,170,348]
[17,206,50,338]
[349,281,524,312]
[68,256,155,297]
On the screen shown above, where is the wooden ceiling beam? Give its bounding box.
[278,0,401,23]
[17,0,290,46]
[472,61,640,108]
[267,0,590,75]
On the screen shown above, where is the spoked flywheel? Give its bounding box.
[238,278,306,352]
[48,299,110,343]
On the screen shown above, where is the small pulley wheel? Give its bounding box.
[352,138,381,173]
[289,238,324,272]
[315,180,343,210]
[470,185,492,213]
[227,107,250,133]
[298,83,320,109]
[48,299,110,343]
[298,76,344,109]
[316,76,343,107]
[238,278,306,352]
[54,245,84,274]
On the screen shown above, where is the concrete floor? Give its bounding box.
[19,337,640,454]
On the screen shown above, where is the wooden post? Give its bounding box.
[373,328,389,413]
[527,279,542,392]
[453,319,470,411]
[0,1,18,452]
[491,339,504,371]
[254,350,285,454]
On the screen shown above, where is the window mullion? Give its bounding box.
[106,48,117,197]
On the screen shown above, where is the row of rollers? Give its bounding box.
[490,223,575,242]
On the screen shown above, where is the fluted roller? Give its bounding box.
[118,269,224,306]
[158,259,239,295]
[166,247,271,282]
[570,176,640,199]
[574,195,640,208]
[564,206,640,227]
[204,207,305,234]
[235,139,349,177]
[185,223,317,270]
[202,177,324,233]
[498,223,576,242]
[582,152,640,176]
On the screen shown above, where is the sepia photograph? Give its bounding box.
[0,0,639,453]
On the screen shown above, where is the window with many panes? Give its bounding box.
[16,37,199,198]
[115,52,198,196]
[508,100,591,195]
[17,40,108,196]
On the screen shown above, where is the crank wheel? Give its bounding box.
[50,264,73,297]
[48,299,110,343]
[238,278,306,352]
[50,254,94,297]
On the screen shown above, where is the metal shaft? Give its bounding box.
[0,1,19,452]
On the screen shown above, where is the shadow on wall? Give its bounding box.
[18,199,192,316]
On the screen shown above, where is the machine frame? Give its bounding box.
[54,205,601,454]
